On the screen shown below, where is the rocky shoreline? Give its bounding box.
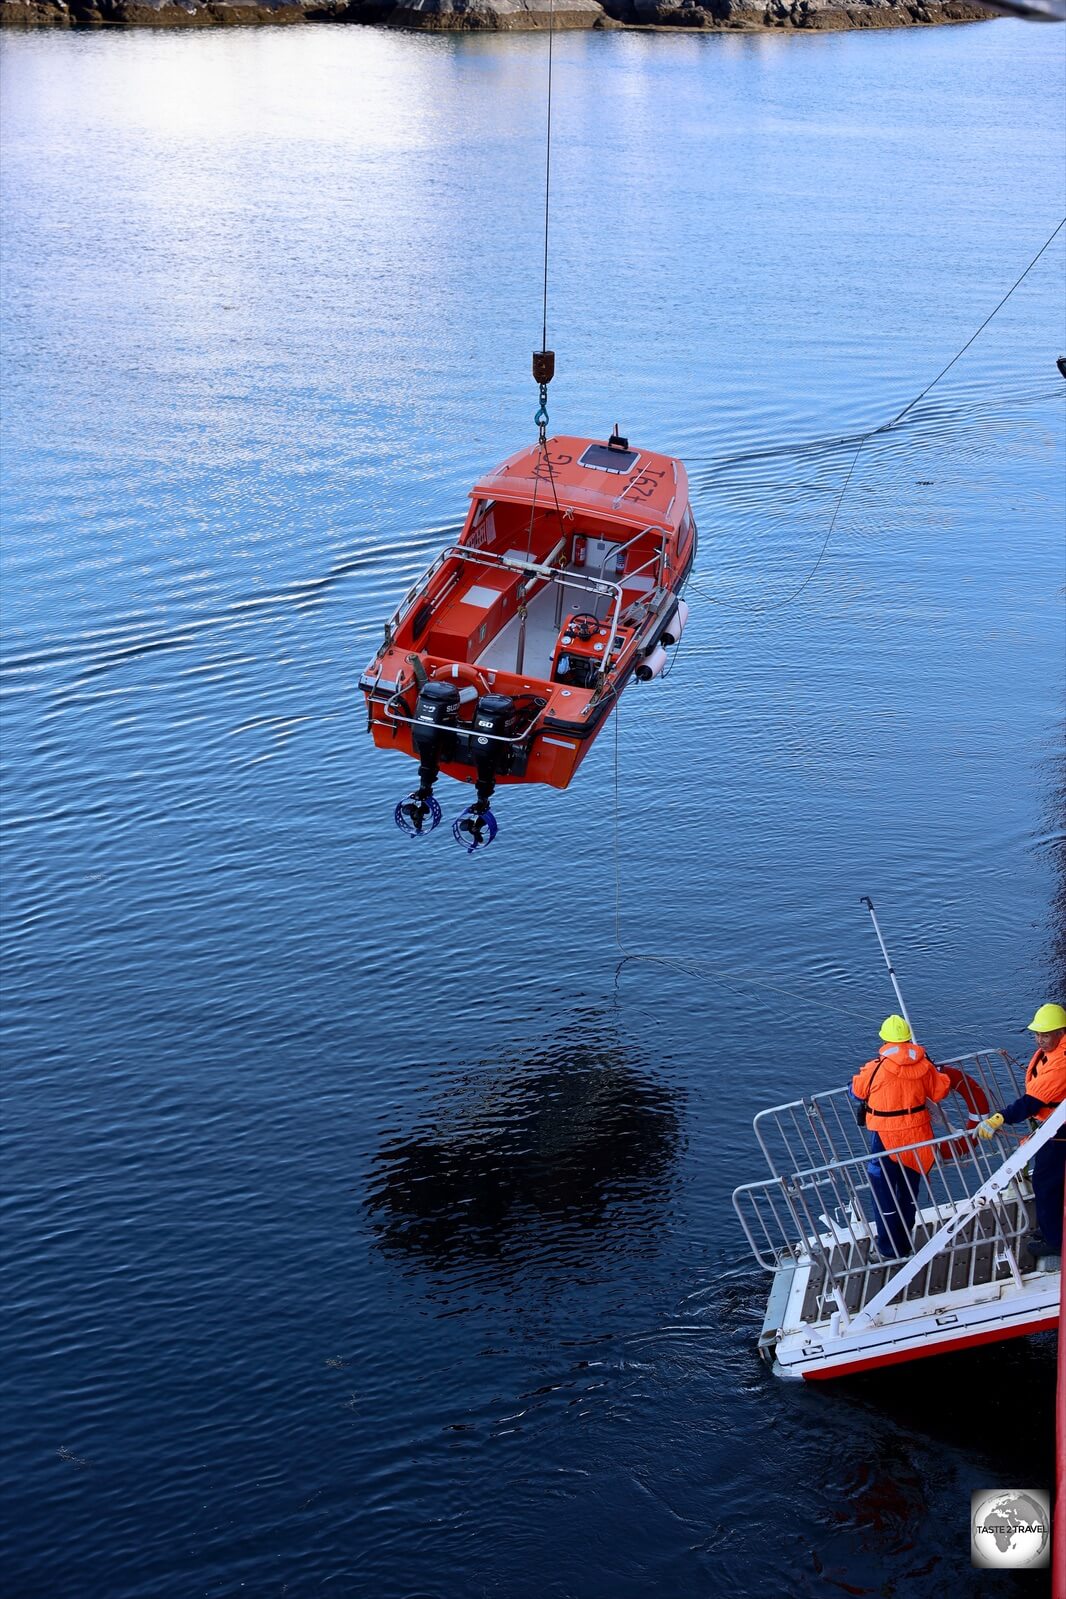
[0,0,991,34]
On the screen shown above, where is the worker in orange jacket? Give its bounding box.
[977,1002,1066,1257]
[851,1015,952,1259]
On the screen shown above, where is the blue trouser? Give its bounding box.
[1032,1137,1066,1252]
[867,1133,923,1258]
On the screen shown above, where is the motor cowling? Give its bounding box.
[471,692,516,778]
[412,679,460,764]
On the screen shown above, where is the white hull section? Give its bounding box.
[769,1260,1058,1381]
[734,1051,1065,1383]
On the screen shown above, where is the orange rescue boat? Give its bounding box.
[359,430,696,849]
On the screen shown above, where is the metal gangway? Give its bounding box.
[733,1049,1062,1380]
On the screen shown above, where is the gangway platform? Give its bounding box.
[733,1050,1062,1381]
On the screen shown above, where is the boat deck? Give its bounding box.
[474,551,659,678]
[476,578,566,678]
[733,1052,1063,1378]
[797,1199,1039,1326]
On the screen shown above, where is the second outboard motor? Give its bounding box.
[471,693,516,780]
[453,691,514,853]
[396,679,460,837]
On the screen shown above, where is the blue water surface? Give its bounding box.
[1,16,1064,1598]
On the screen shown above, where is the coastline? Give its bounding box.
[0,0,992,34]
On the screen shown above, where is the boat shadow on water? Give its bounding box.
[364,1028,683,1286]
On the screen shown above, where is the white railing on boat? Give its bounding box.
[377,535,673,680]
[733,1050,1059,1335]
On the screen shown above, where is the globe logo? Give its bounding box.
[971,1489,1050,1569]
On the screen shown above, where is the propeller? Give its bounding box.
[394,791,442,837]
[452,805,498,853]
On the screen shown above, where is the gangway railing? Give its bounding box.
[733,1081,1060,1335]
[751,1050,1027,1181]
[850,1102,1064,1330]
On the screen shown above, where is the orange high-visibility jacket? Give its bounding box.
[852,1042,952,1174]
[1025,1033,1066,1124]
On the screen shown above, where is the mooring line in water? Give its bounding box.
[874,216,1066,438]
[689,215,1066,616]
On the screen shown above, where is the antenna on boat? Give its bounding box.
[531,0,557,446]
[860,895,918,1042]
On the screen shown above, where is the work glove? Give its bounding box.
[976,1112,1005,1140]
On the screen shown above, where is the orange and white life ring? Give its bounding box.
[430,661,489,694]
[940,1067,991,1161]
[429,661,488,712]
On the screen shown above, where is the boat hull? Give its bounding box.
[361,433,695,799]
[773,1286,1059,1382]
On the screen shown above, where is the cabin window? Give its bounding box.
[467,500,497,551]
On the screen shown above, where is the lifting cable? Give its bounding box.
[525,0,565,564]
[690,215,1066,616]
[539,0,555,371]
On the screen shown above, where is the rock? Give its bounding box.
[0,0,992,28]
[1,0,73,21]
[387,0,608,27]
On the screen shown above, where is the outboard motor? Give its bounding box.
[395,679,460,837]
[471,693,516,779]
[453,691,514,852]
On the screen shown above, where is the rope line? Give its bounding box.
[693,216,1066,616]
[875,216,1065,437]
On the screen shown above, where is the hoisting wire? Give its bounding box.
[526,0,569,562]
[531,0,557,447]
[690,215,1066,616]
[540,0,554,368]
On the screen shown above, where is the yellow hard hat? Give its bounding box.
[879,1014,911,1043]
[1029,1002,1066,1032]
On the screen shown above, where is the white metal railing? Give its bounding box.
[375,522,680,684]
[378,544,627,677]
[380,696,551,750]
[733,1056,1058,1333]
[851,1108,1063,1329]
[751,1050,1027,1179]
[734,1123,1020,1274]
